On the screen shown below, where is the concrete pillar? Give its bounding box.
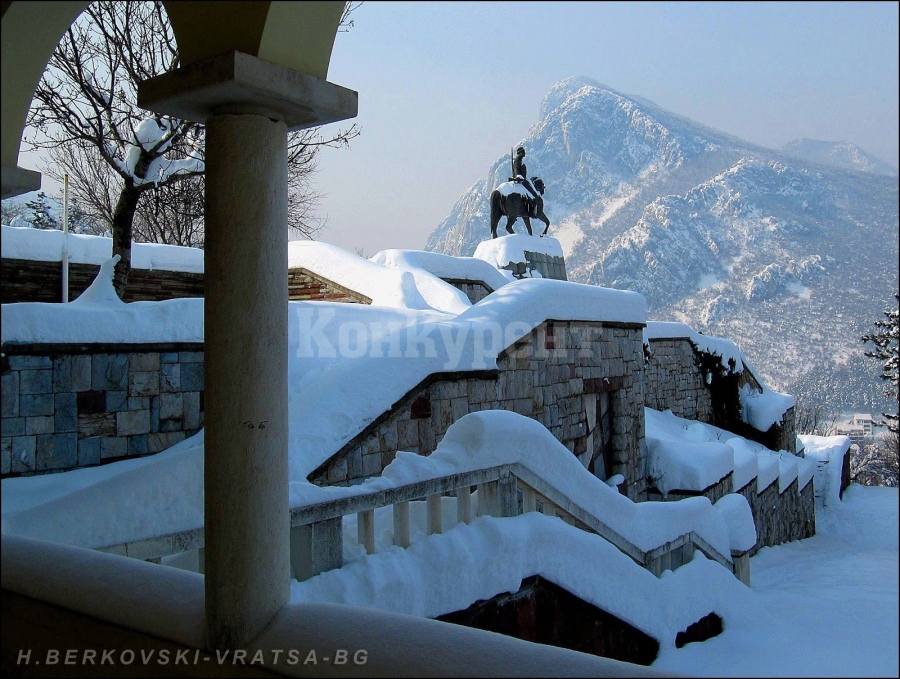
[290,518,343,583]
[477,481,498,517]
[427,494,442,535]
[393,501,411,548]
[732,550,751,586]
[357,509,375,554]
[137,50,357,653]
[203,112,289,650]
[456,486,473,524]
[497,469,519,518]
[522,486,537,513]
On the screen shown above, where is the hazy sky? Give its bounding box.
[15,1,899,256]
[311,1,899,255]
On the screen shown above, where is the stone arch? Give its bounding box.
[1,0,344,197]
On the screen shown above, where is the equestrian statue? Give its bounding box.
[489,146,551,238]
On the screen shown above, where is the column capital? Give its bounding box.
[2,165,41,199]
[137,51,357,130]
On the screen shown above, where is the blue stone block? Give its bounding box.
[1,371,19,417]
[11,436,36,472]
[128,434,148,456]
[92,354,129,390]
[77,437,101,466]
[106,391,128,412]
[19,394,54,417]
[36,433,77,471]
[53,356,73,392]
[8,356,51,370]
[19,369,51,395]
[55,392,78,433]
[180,362,204,392]
[2,417,25,437]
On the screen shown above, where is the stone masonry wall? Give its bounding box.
[1,345,204,477]
[646,472,733,506]
[287,268,370,304]
[643,338,713,423]
[645,337,796,454]
[737,477,815,556]
[310,321,648,502]
[444,280,494,305]
[2,258,204,304]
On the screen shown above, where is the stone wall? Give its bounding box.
[287,267,370,304]
[444,280,494,304]
[643,338,713,422]
[645,336,796,454]
[437,575,661,665]
[647,472,734,505]
[1,345,204,477]
[310,320,649,502]
[2,259,376,306]
[1,258,204,304]
[737,477,815,556]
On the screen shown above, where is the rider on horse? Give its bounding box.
[511,146,540,218]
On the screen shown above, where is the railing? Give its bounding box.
[98,461,747,584]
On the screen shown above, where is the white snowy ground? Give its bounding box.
[653,484,899,678]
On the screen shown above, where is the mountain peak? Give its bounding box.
[539,76,618,118]
[425,81,898,417]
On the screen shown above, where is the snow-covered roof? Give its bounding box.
[370,248,510,292]
[1,224,204,273]
[290,279,645,477]
[644,321,745,371]
[288,240,471,315]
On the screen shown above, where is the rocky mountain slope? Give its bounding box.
[426,77,899,417]
[778,138,897,176]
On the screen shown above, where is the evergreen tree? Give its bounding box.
[862,293,900,434]
[24,192,59,230]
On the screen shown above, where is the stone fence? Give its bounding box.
[647,466,815,554]
[1,343,204,477]
[1,257,204,304]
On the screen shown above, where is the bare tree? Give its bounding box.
[851,430,899,487]
[27,0,360,294]
[795,400,837,436]
[1,198,31,227]
[27,1,202,295]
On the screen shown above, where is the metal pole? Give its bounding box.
[62,173,69,303]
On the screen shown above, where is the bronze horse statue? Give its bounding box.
[490,176,550,238]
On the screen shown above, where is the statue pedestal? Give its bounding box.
[473,234,567,281]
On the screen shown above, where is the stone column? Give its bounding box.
[203,112,289,650]
[137,50,357,651]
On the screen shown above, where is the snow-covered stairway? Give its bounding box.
[89,411,753,590]
[288,458,736,583]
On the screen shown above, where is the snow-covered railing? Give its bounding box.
[98,460,741,583]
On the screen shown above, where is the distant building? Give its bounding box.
[850,413,875,435]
